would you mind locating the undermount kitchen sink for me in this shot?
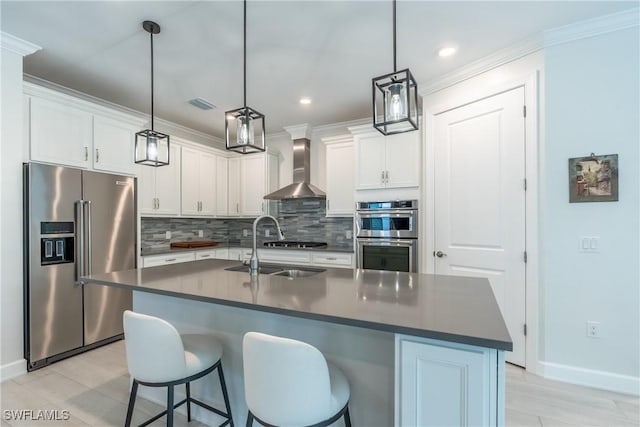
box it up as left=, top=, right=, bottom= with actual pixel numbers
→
left=272, top=268, right=326, bottom=278
left=224, top=264, right=325, bottom=277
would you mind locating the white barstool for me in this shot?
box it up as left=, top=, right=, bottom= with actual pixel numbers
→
left=242, top=332, right=351, bottom=427
left=123, top=310, right=234, bottom=427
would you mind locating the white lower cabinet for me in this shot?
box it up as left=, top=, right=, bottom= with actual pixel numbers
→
left=258, top=249, right=312, bottom=265
left=311, top=252, right=353, bottom=268
left=396, top=335, right=504, bottom=427
left=228, top=248, right=253, bottom=262
left=142, top=252, right=195, bottom=268
left=196, top=248, right=229, bottom=260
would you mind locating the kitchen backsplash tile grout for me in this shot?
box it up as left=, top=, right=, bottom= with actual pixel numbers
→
left=141, top=200, right=353, bottom=251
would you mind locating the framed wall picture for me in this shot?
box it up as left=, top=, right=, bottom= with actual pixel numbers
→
left=568, top=154, right=618, bottom=203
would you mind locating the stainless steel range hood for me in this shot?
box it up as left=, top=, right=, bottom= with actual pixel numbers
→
left=264, top=138, right=326, bottom=200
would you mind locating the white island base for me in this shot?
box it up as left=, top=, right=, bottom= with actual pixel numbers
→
left=133, top=292, right=504, bottom=427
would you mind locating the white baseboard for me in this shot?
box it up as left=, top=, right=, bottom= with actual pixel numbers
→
left=540, top=361, right=640, bottom=396
left=1, top=359, right=27, bottom=382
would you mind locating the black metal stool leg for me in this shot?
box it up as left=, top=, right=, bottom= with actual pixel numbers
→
left=245, top=411, right=254, bottom=427
left=186, top=382, right=192, bottom=421
left=344, top=407, right=352, bottom=427
left=166, top=385, right=174, bottom=426
left=218, top=364, right=234, bottom=426
left=125, top=380, right=139, bottom=427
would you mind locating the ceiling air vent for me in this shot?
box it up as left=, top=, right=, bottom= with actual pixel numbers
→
left=188, top=98, right=216, bottom=110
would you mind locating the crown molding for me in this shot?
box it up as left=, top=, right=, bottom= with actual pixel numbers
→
left=311, top=117, right=370, bottom=134
left=24, top=74, right=223, bottom=148
left=419, top=33, right=543, bottom=96
left=283, top=123, right=311, bottom=140
left=321, top=134, right=354, bottom=145
left=0, top=32, right=40, bottom=56
left=544, top=7, right=639, bottom=47
left=420, top=7, right=639, bottom=96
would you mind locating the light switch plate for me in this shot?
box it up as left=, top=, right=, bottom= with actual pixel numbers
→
left=579, top=236, right=600, bottom=253
left=165, top=231, right=171, bottom=240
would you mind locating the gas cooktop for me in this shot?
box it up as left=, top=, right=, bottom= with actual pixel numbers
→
left=263, top=241, right=328, bottom=249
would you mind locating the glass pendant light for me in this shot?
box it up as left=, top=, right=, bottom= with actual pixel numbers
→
left=225, top=0, right=266, bottom=154
left=372, top=0, right=419, bottom=135
left=135, top=20, right=170, bottom=167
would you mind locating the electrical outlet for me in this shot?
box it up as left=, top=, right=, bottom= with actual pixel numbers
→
left=243, top=229, right=249, bottom=237
left=198, top=230, right=203, bottom=238
left=346, top=230, right=352, bottom=239
left=265, top=229, right=270, bottom=237
left=165, top=231, right=171, bottom=240
left=586, top=321, right=600, bottom=338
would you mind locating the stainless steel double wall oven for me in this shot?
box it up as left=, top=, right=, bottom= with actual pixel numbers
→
left=356, top=200, right=418, bottom=272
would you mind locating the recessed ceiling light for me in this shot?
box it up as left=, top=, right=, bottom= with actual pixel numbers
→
left=437, top=47, right=457, bottom=57
left=299, top=97, right=312, bottom=105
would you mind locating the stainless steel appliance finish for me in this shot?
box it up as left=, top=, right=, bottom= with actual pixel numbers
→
left=263, top=138, right=326, bottom=200
left=357, top=238, right=418, bottom=273
left=24, top=163, right=135, bottom=370
left=355, top=200, right=418, bottom=273
left=355, top=200, right=418, bottom=239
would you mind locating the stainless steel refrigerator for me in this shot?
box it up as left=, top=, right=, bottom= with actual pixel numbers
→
left=23, top=163, right=135, bottom=370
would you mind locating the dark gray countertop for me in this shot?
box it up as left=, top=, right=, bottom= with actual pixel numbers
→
left=82, top=259, right=512, bottom=351
left=141, top=244, right=354, bottom=256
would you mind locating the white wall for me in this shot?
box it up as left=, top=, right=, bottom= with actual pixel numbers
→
left=542, top=26, right=639, bottom=380
left=0, top=38, right=33, bottom=380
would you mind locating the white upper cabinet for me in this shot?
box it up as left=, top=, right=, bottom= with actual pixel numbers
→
left=29, top=96, right=93, bottom=169
left=26, top=83, right=145, bottom=175
left=139, top=143, right=181, bottom=215
left=226, top=152, right=278, bottom=217
left=215, top=156, right=229, bottom=216
left=227, top=157, right=241, bottom=216
left=92, top=115, right=138, bottom=175
left=240, top=153, right=269, bottom=216
left=352, top=127, right=420, bottom=190
left=323, top=135, right=355, bottom=216
left=181, top=146, right=216, bottom=216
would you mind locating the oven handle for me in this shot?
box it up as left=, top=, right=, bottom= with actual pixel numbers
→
left=356, top=211, right=416, bottom=217
left=357, top=238, right=417, bottom=245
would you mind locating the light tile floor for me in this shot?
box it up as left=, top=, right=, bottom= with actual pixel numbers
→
left=1, top=341, right=638, bottom=426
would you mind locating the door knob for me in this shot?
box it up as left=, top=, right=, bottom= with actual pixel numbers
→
left=435, top=250, right=447, bottom=258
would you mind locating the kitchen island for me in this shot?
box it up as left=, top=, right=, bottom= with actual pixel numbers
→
left=83, top=259, right=511, bottom=426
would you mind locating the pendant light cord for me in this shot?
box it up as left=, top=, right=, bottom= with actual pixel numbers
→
left=243, top=0, right=247, bottom=108
left=150, top=30, right=155, bottom=131
left=392, top=0, right=397, bottom=73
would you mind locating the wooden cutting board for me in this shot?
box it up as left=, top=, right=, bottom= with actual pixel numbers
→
left=170, top=241, right=218, bottom=249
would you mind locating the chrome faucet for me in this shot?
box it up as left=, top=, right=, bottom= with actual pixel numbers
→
left=250, top=215, right=285, bottom=275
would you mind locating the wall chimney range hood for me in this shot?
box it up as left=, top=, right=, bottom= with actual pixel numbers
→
left=264, top=138, right=326, bottom=200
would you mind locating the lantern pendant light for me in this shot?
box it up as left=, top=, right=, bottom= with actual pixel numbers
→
left=135, top=20, right=170, bottom=167
left=225, top=0, right=266, bottom=154
left=372, top=0, right=419, bottom=135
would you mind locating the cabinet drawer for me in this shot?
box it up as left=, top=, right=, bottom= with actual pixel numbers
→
left=142, top=252, right=195, bottom=267
left=195, top=249, right=217, bottom=260
left=258, top=250, right=312, bottom=265
left=311, top=253, right=353, bottom=268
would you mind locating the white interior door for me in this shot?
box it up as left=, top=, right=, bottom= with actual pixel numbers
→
left=433, top=87, right=526, bottom=366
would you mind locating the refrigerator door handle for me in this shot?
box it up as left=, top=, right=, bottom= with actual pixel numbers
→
left=86, top=200, right=93, bottom=277
left=75, top=200, right=85, bottom=284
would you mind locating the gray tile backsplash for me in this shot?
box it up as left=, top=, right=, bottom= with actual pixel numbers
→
left=141, top=199, right=353, bottom=251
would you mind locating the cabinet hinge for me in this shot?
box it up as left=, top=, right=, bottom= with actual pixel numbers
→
left=524, top=324, right=527, bottom=336
left=523, top=105, right=527, bottom=117
left=523, top=251, right=528, bottom=263
left=523, top=179, right=527, bottom=191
